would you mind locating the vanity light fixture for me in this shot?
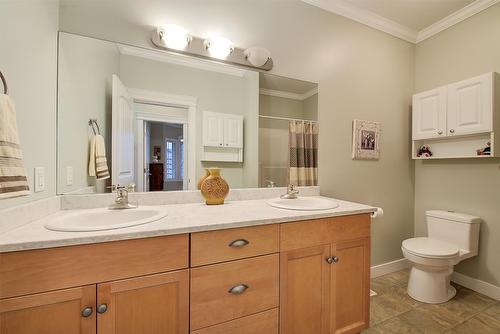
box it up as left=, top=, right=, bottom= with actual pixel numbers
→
left=204, top=36, right=234, bottom=59
left=244, top=47, right=271, bottom=67
left=157, top=24, right=192, bottom=50
left=151, top=25, right=273, bottom=70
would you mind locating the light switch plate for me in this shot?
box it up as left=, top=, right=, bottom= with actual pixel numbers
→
left=34, top=167, right=45, bottom=193
left=66, top=166, right=73, bottom=186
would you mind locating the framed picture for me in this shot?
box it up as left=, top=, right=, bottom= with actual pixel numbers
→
left=352, top=120, right=381, bottom=160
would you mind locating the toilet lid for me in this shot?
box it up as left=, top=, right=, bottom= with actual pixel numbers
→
left=402, top=237, right=459, bottom=258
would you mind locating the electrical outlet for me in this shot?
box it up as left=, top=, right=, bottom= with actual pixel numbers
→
left=66, top=166, right=73, bottom=186
left=34, top=167, right=45, bottom=193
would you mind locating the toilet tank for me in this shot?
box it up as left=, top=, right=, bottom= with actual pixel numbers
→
left=426, top=210, right=481, bottom=255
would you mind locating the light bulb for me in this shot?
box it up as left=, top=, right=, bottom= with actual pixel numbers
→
left=157, top=24, right=191, bottom=50
left=204, top=36, right=234, bottom=59
left=244, top=47, right=271, bottom=67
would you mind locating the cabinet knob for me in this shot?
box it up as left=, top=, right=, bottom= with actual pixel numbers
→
left=219, top=143, right=223, bottom=146
left=326, top=256, right=339, bottom=264
left=450, top=129, right=455, bottom=133
left=81, top=307, right=93, bottom=318
left=97, top=304, right=108, bottom=314
left=228, top=284, right=249, bottom=295
left=228, top=239, right=250, bottom=248
left=437, top=130, right=443, bottom=135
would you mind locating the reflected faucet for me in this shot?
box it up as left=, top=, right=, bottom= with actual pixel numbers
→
left=108, top=184, right=137, bottom=209
left=265, top=180, right=276, bottom=188
left=280, top=184, right=299, bottom=199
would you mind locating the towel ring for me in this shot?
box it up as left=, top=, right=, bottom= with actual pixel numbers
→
left=88, top=119, right=101, bottom=135
left=0, top=71, right=7, bottom=95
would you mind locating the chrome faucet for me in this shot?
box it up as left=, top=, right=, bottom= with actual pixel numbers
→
left=266, top=179, right=276, bottom=188
left=280, top=184, right=299, bottom=199
left=108, top=184, right=137, bottom=209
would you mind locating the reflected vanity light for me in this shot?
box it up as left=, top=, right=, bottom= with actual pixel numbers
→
left=204, top=36, right=234, bottom=59
left=157, top=24, right=192, bottom=50
left=151, top=24, right=273, bottom=70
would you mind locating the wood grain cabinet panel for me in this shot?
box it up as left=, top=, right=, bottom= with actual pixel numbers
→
left=190, top=254, right=279, bottom=330
left=331, top=238, right=370, bottom=334
left=0, top=285, right=96, bottom=334
left=280, top=245, right=331, bottom=334
left=191, top=224, right=279, bottom=266
left=0, top=234, right=189, bottom=299
left=191, top=308, right=279, bottom=334
left=97, top=270, right=189, bottom=334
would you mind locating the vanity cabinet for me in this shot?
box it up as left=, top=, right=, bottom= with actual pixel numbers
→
left=0, top=285, right=96, bottom=334
left=280, top=215, right=371, bottom=334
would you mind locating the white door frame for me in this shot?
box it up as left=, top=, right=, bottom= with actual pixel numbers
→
left=130, top=88, right=197, bottom=191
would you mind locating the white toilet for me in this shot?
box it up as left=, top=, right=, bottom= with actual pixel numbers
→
left=402, top=210, right=481, bottom=304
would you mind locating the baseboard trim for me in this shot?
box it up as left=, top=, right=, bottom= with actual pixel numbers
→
left=370, top=258, right=410, bottom=278
left=451, top=272, right=500, bottom=301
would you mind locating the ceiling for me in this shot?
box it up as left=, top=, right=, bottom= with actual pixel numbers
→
left=302, top=0, right=499, bottom=43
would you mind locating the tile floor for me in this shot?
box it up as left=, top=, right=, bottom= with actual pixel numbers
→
left=363, top=269, right=500, bottom=333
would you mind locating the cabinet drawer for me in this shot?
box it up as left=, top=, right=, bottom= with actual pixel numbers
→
left=280, top=214, right=370, bottom=251
left=191, top=224, right=279, bottom=266
left=190, top=254, right=279, bottom=330
left=191, top=308, right=278, bottom=334
left=0, top=235, right=189, bottom=299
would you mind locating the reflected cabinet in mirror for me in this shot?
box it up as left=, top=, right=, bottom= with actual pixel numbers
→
left=57, top=33, right=318, bottom=194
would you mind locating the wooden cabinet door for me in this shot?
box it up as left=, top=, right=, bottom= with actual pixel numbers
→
left=223, top=115, right=243, bottom=148
left=412, top=86, right=447, bottom=139
left=330, top=238, right=370, bottom=334
left=0, top=285, right=96, bottom=334
left=203, top=112, right=224, bottom=147
left=280, top=245, right=331, bottom=334
left=447, top=73, right=493, bottom=136
left=97, top=270, right=189, bottom=334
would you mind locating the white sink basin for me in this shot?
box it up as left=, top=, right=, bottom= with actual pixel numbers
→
left=45, top=206, right=168, bottom=232
left=266, top=196, right=339, bottom=211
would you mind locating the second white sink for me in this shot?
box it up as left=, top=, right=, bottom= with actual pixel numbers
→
left=266, top=196, right=339, bottom=211
left=45, top=206, right=168, bottom=232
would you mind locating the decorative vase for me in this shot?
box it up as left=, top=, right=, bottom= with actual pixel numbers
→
left=200, top=168, right=229, bottom=205
left=197, top=169, right=210, bottom=190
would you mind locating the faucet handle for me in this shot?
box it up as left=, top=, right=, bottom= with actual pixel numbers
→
left=126, top=183, right=135, bottom=193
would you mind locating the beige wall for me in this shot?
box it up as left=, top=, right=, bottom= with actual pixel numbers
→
left=414, top=4, right=500, bottom=286
left=0, top=0, right=59, bottom=209
left=60, top=0, right=416, bottom=265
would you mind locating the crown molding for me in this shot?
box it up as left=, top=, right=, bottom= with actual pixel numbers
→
left=118, top=45, right=248, bottom=77
left=260, top=87, right=318, bottom=101
left=416, top=0, right=500, bottom=43
left=301, top=0, right=418, bottom=43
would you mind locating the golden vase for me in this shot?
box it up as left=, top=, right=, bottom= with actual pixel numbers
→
left=200, top=168, right=229, bottom=205
left=197, top=169, right=210, bottom=190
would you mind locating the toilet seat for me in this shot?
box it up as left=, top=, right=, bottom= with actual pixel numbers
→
left=402, top=237, right=459, bottom=259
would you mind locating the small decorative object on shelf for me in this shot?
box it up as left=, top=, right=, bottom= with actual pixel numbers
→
left=476, top=142, right=491, bottom=156
left=200, top=167, right=229, bottom=205
left=417, top=145, right=433, bottom=158
left=197, top=168, right=210, bottom=190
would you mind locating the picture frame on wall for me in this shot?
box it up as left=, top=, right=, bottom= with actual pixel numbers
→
left=352, top=119, right=381, bottom=160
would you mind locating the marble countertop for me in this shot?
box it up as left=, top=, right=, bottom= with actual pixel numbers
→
left=0, top=196, right=376, bottom=253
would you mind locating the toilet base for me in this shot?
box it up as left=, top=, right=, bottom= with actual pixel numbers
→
left=407, top=264, right=456, bottom=304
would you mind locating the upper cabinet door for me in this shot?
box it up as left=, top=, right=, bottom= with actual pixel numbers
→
left=0, top=285, right=96, bottom=334
left=97, top=270, right=189, bottom=334
left=223, top=115, right=243, bottom=148
left=447, top=73, right=493, bottom=136
left=203, top=112, right=224, bottom=147
left=412, top=86, right=447, bottom=139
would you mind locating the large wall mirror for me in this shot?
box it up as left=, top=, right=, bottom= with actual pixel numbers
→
left=57, top=33, right=318, bottom=195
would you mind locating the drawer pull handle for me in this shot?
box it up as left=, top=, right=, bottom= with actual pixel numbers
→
left=326, top=256, right=339, bottom=264
left=81, top=307, right=93, bottom=318
left=228, top=239, right=250, bottom=248
left=228, top=284, right=249, bottom=295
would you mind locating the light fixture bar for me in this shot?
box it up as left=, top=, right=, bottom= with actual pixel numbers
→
left=151, top=30, right=273, bottom=71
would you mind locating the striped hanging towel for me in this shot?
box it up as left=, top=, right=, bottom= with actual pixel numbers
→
left=88, top=134, right=110, bottom=180
left=0, top=94, right=30, bottom=198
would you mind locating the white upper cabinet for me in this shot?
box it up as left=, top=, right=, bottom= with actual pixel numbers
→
left=223, top=114, right=243, bottom=148
left=412, top=86, right=447, bottom=140
left=203, top=111, right=224, bottom=147
left=447, top=73, right=493, bottom=136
